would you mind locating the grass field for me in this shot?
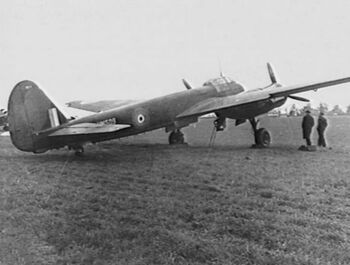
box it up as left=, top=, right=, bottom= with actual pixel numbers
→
left=0, top=116, right=350, bottom=265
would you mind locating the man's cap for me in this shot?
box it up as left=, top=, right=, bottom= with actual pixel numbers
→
left=306, top=110, right=311, bottom=113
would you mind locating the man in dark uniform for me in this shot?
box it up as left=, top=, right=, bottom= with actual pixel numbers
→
left=302, top=110, right=314, bottom=146
left=317, top=112, right=328, bottom=147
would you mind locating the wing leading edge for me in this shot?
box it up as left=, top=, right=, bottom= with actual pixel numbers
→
left=268, top=77, right=350, bottom=98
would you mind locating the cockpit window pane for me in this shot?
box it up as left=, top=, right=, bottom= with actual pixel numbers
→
left=203, top=76, right=244, bottom=95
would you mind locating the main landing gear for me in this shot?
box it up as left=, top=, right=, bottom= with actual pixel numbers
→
left=249, top=118, right=271, bottom=148
left=214, top=117, right=226, bottom=131
left=207, top=117, right=227, bottom=147
left=168, top=129, right=185, bottom=145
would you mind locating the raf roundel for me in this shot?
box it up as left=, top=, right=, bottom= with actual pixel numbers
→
left=137, top=114, right=145, bottom=124
left=133, top=108, right=149, bottom=127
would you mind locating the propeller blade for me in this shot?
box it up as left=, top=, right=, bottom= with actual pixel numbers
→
left=288, top=95, right=310, bottom=102
left=182, top=79, right=193, bottom=90
left=267, top=62, right=278, bottom=84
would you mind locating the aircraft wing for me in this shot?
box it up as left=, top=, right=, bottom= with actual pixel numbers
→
left=66, top=100, right=138, bottom=112
left=268, top=77, right=350, bottom=98
left=177, top=91, right=270, bottom=118
left=178, top=76, right=350, bottom=119
left=38, top=123, right=130, bottom=137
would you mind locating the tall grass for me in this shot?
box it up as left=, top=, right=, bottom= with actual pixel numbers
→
left=1, top=116, right=349, bottom=264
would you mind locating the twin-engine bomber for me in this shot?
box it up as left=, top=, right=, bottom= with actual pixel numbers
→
left=7, top=63, right=350, bottom=155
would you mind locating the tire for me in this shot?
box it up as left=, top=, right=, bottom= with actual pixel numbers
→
left=168, top=131, right=184, bottom=145
left=255, top=128, right=271, bottom=147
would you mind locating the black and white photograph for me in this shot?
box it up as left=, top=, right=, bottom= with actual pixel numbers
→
left=1, top=0, right=350, bottom=264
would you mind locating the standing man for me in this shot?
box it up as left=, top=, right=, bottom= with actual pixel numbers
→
left=302, top=110, right=314, bottom=146
left=317, top=112, right=328, bottom=147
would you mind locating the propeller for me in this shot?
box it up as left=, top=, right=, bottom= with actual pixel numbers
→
left=288, top=95, right=310, bottom=102
left=182, top=79, right=193, bottom=90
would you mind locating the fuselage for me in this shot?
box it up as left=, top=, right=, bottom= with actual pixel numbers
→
left=66, top=77, right=286, bottom=145
left=67, top=77, right=241, bottom=139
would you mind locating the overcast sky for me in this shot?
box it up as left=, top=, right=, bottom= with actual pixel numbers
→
left=1, top=0, right=350, bottom=113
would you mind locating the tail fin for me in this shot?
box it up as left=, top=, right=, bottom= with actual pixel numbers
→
left=8, top=80, right=68, bottom=153
left=267, top=62, right=278, bottom=84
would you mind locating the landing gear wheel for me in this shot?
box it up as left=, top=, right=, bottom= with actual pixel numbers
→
left=249, top=118, right=271, bottom=148
left=168, top=130, right=185, bottom=145
left=254, top=128, right=271, bottom=147
left=74, top=147, right=84, bottom=156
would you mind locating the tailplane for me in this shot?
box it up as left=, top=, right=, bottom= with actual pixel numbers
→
left=8, top=80, right=68, bottom=153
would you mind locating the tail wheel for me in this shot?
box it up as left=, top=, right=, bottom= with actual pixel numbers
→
left=255, top=128, right=271, bottom=147
left=74, top=147, right=84, bottom=156
left=168, top=130, right=185, bottom=145
left=69, top=145, right=84, bottom=156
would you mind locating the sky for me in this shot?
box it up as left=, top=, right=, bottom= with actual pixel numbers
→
left=1, top=0, right=350, bottom=114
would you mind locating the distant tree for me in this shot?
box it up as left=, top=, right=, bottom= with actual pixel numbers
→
left=268, top=108, right=281, bottom=117
left=330, top=105, right=345, bottom=115
left=301, top=103, right=313, bottom=114
left=288, top=104, right=298, bottom=116
left=347, top=105, right=350, bottom=115
left=318, top=103, right=328, bottom=114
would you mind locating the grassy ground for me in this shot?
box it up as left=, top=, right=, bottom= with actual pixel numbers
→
left=0, top=116, right=350, bottom=265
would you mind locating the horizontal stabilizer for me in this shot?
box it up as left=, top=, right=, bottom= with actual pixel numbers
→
left=46, top=123, right=130, bottom=137
left=66, top=100, right=138, bottom=112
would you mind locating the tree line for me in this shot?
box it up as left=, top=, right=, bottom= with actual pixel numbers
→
left=272, top=103, right=350, bottom=117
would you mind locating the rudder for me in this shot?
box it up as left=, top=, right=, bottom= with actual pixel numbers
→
left=8, top=80, right=67, bottom=153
